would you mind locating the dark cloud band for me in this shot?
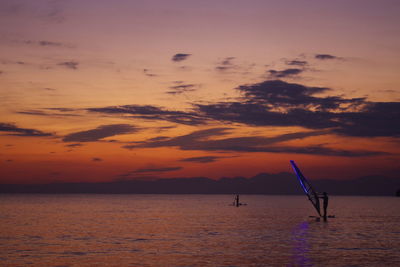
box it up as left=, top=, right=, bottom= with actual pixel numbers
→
left=124, top=127, right=385, bottom=157
left=63, top=124, right=138, bottom=142
left=88, top=105, right=206, bottom=126
left=0, top=122, right=53, bottom=137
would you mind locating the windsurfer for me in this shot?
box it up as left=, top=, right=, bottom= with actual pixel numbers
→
left=319, top=192, right=329, bottom=221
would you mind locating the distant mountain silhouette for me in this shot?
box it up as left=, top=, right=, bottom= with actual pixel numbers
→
left=1, top=172, right=399, bottom=195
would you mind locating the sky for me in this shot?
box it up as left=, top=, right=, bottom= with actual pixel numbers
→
left=1, top=0, right=399, bottom=184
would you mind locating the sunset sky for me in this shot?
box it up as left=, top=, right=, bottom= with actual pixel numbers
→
left=1, top=0, right=399, bottom=184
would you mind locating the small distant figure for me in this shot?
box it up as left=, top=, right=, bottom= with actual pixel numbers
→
left=234, top=194, right=240, bottom=207
left=319, top=192, right=329, bottom=221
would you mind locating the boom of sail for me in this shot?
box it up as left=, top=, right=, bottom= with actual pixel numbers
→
left=290, top=160, right=321, bottom=217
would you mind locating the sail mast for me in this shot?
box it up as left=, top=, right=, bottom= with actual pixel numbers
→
left=290, top=160, right=321, bottom=217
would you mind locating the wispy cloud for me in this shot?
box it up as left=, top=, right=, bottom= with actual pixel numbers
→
left=143, top=68, right=157, bottom=77
left=58, top=61, right=79, bottom=70
left=116, top=166, right=183, bottom=180
left=17, top=109, right=80, bottom=117
left=216, top=57, right=236, bottom=71
left=63, top=124, right=138, bottom=142
left=10, top=39, right=74, bottom=49
left=88, top=104, right=206, bottom=126
left=267, top=68, right=303, bottom=79
left=39, top=40, right=63, bottom=47
left=0, top=60, right=26, bottom=66
left=65, top=143, right=83, bottom=148
left=0, top=0, right=66, bottom=23
left=132, top=166, right=183, bottom=174
left=0, top=122, right=53, bottom=137
left=167, top=82, right=198, bottom=95
left=285, top=60, right=308, bottom=66
left=180, top=156, right=225, bottom=163
left=315, top=54, right=340, bottom=60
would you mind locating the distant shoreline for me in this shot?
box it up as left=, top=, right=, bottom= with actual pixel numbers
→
left=1, top=172, right=399, bottom=196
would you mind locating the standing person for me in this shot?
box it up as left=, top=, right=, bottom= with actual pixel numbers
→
left=235, top=194, right=240, bottom=207
left=319, top=192, right=329, bottom=221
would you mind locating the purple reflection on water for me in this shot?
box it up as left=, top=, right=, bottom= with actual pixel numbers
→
left=291, top=221, right=312, bottom=266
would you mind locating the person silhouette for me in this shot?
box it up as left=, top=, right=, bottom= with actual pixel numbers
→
left=319, top=192, right=329, bottom=221
left=235, top=194, right=240, bottom=207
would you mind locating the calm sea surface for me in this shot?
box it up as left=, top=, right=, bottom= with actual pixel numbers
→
left=1, top=195, right=399, bottom=266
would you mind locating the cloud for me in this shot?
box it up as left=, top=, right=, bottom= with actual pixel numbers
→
left=268, top=68, right=303, bottom=78
left=65, top=143, right=83, bottom=147
left=124, top=127, right=385, bottom=157
left=62, top=124, right=138, bottom=142
left=117, top=166, right=183, bottom=180
left=172, top=53, right=191, bottom=62
left=148, top=136, right=170, bottom=142
left=0, top=59, right=25, bottom=66
left=333, top=102, right=400, bottom=137
left=143, top=68, right=157, bottom=77
left=132, top=166, right=183, bottom=173
left=44, top=6, right=65, bottom=23
left=196, top=80, right=363, bottom=128
left=58, top=61, right=79, bottom=70
left=236, top=80, right=340, bottom=109
left=87, top=104, right=206, bottom=126
left=123, top=128, right=230, bottom=150
left=195, top=79, right=399, bottom=138
left=216, top=57, right=236, bottom=71
left=180, top=156, right=224, bottom=163
left=152, top=126, right=176, bottom=133
left=261, top=145, right=386, bottom=157
left=167, top=83, right=198, bottom=95
left=315, top=54, right=339, bottom=60
left=285, top=60, right=308, bottom=66
left=85, top=80, right=399, bottom=138
left=0, top=1, right=66, bottom=23
left=20, top=40, right=72, bottom=48
left=202, top=80, right=350, bottom=114
left=92, top=157, right=103, bottom=162
left=46, top=108, right=75, bottom=112
left=0, top=122, right=53, bottom=137
left=39, top=40, right=63, bottom=47
left=17, top=109, right=80, bottom=117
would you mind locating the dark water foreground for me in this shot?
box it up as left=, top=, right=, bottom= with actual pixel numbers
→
left=1, top=195, right=399, bottom=266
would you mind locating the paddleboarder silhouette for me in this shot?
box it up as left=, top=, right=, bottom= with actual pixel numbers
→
left=234, top=194, right=240, bottom=207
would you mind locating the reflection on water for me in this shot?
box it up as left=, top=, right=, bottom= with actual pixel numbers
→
left=0, top=195, right=399, bottom=266
left=292, top=221, right=311, bottom=267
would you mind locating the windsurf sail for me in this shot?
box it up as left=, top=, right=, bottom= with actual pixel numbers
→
left=290, top=160, right=321, bottom=217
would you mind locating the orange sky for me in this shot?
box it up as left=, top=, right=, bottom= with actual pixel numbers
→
left=1, top=0, right=399, bottom=184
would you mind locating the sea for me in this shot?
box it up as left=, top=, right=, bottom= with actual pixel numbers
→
left=1, top=195, right=399, bottom=266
